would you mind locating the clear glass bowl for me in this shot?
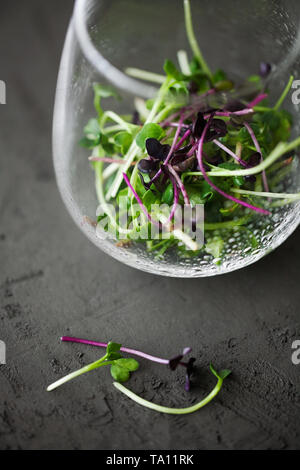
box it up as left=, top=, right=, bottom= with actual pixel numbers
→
left=53, top=0, right=300, bottom=278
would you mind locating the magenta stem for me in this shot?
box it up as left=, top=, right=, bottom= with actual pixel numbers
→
left=161, top=110, right=182, bottom=128
left=61, top=337, right=170, bottom=365
left=168, top=122, right=190, bottom=129
left=197, top=122, right=271, bottom=216
left=167, top=175, right=179, bottom=222
left=244, top=122, right=269, bottom=192
left=248, top=93, right=268, bottom=108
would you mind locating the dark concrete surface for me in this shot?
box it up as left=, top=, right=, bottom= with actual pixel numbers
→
left=0, top=0, right=300, bottom=451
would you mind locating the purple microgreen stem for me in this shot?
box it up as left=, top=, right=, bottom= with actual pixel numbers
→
left=167, top=175, right=180, bottom=222
left=123, top=173, right=161, bottom=227
left=167, top=164, right=191, bottom=205
left=89, top=157, right=135, bottom=165
left=248, top=93, right=268, bottom=108
left=213, top=139, right=248, bottom=167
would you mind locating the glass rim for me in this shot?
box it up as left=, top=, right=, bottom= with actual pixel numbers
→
left=73, top=0, right=158, bottom=98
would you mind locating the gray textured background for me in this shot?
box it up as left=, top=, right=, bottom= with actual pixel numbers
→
left=0, top=0, right=300, bottom=450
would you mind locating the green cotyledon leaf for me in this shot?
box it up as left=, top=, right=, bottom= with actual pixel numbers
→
left=110, top=358, right=139, bottom=383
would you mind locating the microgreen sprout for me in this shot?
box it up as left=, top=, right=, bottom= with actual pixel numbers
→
left=48, top=338, right=231, bottom=415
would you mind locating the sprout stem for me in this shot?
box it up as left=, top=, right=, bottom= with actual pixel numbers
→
left=113, top=373, right=225, bottom=415
left=61, top=337, right=170, bottom=365
left=184, top=137, right=300, bottom=178
left=213, top=139, right=247, bottom=167
left=231, top=188, right=300, bottom=200
left=197, top=121, right=271, bottom=215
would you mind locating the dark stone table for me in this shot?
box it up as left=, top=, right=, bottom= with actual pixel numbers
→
left=0, top=0, right=299, bottom=450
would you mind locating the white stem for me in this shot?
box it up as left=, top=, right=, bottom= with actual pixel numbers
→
left=113, top=377, right=223, bottom=415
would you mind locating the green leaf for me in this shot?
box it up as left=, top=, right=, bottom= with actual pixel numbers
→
left=114, top=131, right=133, bottom=155
left=117, top=188, right=131, bottom=209
left=189, top=57, right=201, bottom=75
left=185, top=185, right=206, bottom=206
left=218, top=163, right=244, bottom=187
left=109, top=352, right=123, bottom=361
left=101, top=135, right=115, bottom=155
left=106, top=342, right=122, bottom=359
left=214, top=80, right=234, bottom=92
left=165, top=83, right=189, bottom=107
left=210, top=364, right=219, bottom=379
left=162, top=184, right=174, bottom=205
left=136, top=123, right=165, bottom=150
left=210, top=364, right=231, bottom=381
left=199, top=181, right=215, bottom=200
left=164, top=59, right=184, bottom=81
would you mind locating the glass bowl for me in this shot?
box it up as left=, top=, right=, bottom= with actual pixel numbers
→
left=53, top=0, right=300, bottom=278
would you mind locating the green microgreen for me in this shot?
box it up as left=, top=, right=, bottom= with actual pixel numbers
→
left=113, top=364, right=231, bottom=415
